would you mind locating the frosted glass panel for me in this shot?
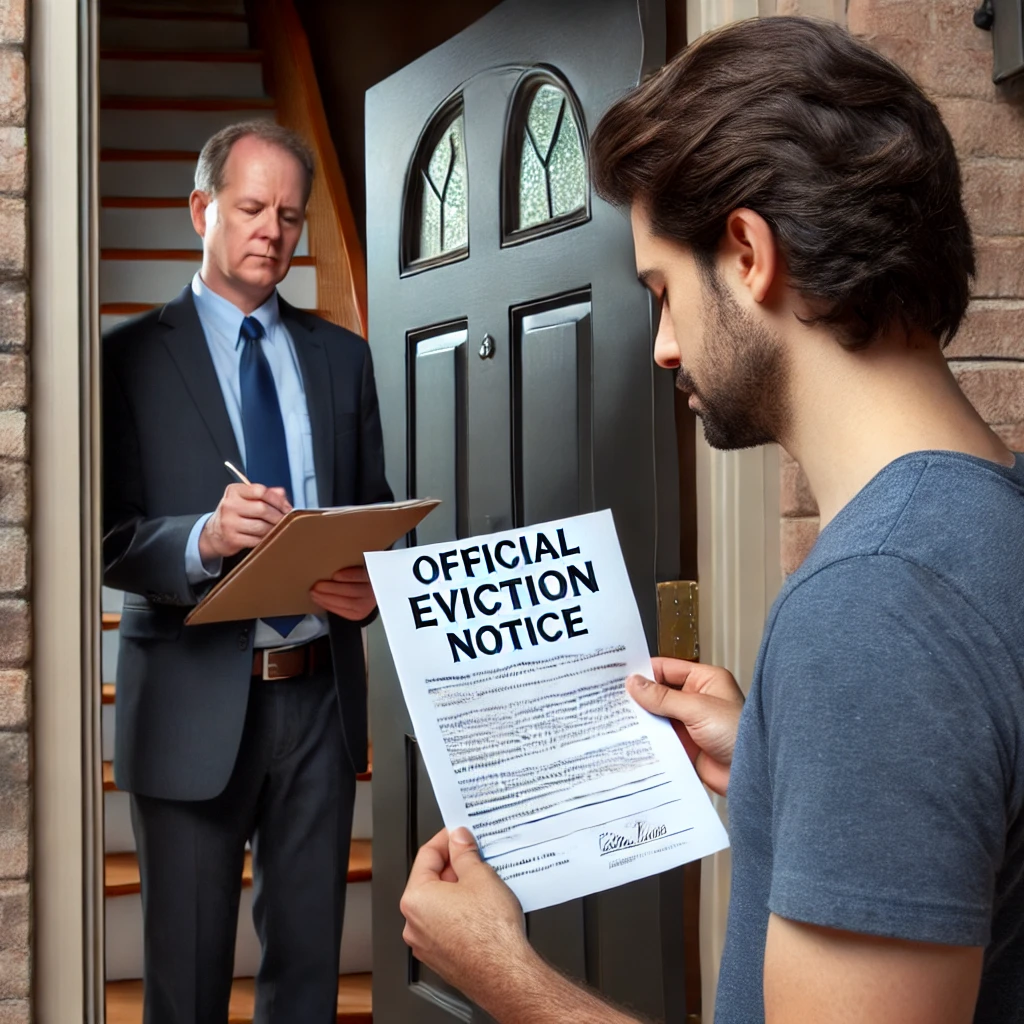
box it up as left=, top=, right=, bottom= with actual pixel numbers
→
left=548, top=105, right=587, bottom=218
left=418, top=114, right=468, bottom=261
left=519, top=141, right=548, bottom=230
left=518, top=84, right=586, bottom=231
left=528, top=84, right=564, bottom=158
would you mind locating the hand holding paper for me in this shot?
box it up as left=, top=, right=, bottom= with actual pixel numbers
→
left=310, top=565, right=378, bottom=621
left=627, top=658, right=745, bottom=797
left=401, top=827, right=530, bottom=999
left=399, top=670, right=746, bottom=1017
left=401, top=826, right=649, bottom=1023
left=365, top=509, right=729, bottom=916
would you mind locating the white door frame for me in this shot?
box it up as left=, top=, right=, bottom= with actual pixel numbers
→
left=31, top=0, right=105, bottom=1020
left=685, top=3, right=844, bottom=1017
left=696, top=438, right=781, bottom=1020
left=683, top=4, right=783, bottom=1019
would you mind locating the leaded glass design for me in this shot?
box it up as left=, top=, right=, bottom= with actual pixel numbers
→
left=518, top=84, right=586, bottom=231
left=418, top=114, right=468, bottom=261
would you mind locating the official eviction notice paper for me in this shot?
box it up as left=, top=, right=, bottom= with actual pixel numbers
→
left=364, top=509, right=729, bottom=914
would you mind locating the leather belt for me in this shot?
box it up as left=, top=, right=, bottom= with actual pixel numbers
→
left=251, top=635, right=332, bottom=681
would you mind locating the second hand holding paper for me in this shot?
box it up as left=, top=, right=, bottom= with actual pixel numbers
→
left=365, top=509, right=729, bottom=914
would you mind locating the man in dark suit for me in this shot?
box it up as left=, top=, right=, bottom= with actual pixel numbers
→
left=102, top=120, right=392, bottom=1024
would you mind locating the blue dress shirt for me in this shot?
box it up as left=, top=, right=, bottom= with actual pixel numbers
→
left=185, top=272, right=327, bottom=647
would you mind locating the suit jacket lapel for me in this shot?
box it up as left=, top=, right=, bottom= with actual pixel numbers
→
left=281, top=300, right=335, bottom=507
left=158, top=286, right=244, bottom=470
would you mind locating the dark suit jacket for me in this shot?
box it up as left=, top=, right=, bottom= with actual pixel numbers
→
left=102, top=285, right=393, bottom=801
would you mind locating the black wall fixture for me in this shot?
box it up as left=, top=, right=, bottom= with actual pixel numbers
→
left=976, top=0, right=1024, bottom=83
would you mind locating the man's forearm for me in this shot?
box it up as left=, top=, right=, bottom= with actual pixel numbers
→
left=103, top=513, right=206, bottom=605
left=472, top=946, right=642, bottom=1024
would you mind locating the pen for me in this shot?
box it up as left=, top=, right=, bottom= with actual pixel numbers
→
left=225, top=462, right=293, bottom=514
left=224, top=461, right=252, bottom=486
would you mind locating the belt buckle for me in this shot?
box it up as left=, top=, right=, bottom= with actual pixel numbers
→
left=261, top=644, right=297, bottom=682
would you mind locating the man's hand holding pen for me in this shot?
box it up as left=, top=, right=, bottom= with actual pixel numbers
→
left=199, top=459, right=292, bottom=561
left=201, top=459, right=378, bottom=621
left=198, top=482, right=292, bottom=561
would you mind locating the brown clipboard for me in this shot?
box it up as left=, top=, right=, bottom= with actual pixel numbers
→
left=185, top=498, right=440, bottom=626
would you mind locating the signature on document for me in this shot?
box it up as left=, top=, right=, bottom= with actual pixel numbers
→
left=598, top=820, right=669, bottom=854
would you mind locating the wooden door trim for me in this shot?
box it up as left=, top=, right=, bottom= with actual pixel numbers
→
left=31, top=0, right=105, bottom=1020
left=253, top=0, right=368, bottom=334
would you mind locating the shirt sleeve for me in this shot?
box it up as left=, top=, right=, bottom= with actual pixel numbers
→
left=184, top=513, right=222, bottom=586
left=761, top=554, right=1013, bottom=947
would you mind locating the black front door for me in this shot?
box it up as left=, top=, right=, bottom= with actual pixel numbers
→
left=365, top=1, right=687, bottom=1020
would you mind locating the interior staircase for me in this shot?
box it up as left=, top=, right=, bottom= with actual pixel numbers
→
left=98, top=4, right=373, bottom=1020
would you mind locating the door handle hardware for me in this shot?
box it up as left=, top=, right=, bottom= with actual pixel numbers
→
left=479, top=334, right=495, bottom=359
left=657, top=580, right=699, bottom=661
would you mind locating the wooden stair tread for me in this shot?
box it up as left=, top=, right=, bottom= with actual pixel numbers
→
left=102, top=48, right=263, bottom=63
left=101, top=95, right=275, bottom=111
left=101, top=302, right=158, bottom=315
left=101, top=248, right=314, bottom=265
left=102, top=683, right=116, bottom=705
left=102, top=196, right=190, bottom=208
left=100, top=7, right=249, bottom=23
left=105, top=973, right=372, bottom=1024
left=102, top=752, right=373, bottom=785
left=105, top=840, right=372, bottom=897
left=102, top=148, right=200, bottom=161
left=102, top=611, right=121, bottom=630
left=101, top=303, right=329, bottom=318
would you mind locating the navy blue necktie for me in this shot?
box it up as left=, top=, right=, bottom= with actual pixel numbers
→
left=239, top=315, right=303, bottom=639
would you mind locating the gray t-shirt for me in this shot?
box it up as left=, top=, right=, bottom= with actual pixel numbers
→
left=718, top=451, right=1024, bottom=1024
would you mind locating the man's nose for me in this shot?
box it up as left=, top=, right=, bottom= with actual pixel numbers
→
left=653, top=310, right=680, bottom=369
left=258, top=211, right=282, bottom=241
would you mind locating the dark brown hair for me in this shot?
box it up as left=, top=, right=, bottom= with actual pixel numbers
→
left=195, top=121, right=315, bottom=202
left=590, top=17, right=974, bottom=348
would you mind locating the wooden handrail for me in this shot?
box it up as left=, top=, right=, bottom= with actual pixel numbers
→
left=253, top=0, right=367, bottom=336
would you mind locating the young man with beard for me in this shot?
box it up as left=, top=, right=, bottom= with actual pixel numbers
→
left=397, top=17, right=1024, bottom=1024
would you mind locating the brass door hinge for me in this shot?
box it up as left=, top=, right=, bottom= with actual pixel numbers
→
left=656, top=580, right=699, bottom=661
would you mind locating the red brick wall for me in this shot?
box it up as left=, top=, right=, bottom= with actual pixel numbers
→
left=781, top=0, right=1024, bottom=574
left=0, top=0, right=29, bottom=1018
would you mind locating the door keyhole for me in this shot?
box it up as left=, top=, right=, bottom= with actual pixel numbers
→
left=479, top=334, right=495, bottom=359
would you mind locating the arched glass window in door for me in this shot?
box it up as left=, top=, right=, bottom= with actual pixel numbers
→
left=503, top=72, right=589, bottom=245
left=403, top=101, right=469, bottom=273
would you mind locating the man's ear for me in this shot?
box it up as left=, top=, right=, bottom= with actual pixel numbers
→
left=189, top=190, right=213, bottom=240
left=719, top=208, right=778, bottom=305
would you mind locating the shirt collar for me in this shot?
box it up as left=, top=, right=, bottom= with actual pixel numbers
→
left=191, top=272, right=282, bottom=350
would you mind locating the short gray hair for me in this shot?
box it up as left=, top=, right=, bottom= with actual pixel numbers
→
left=194, top=121, right=315, bottom=200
